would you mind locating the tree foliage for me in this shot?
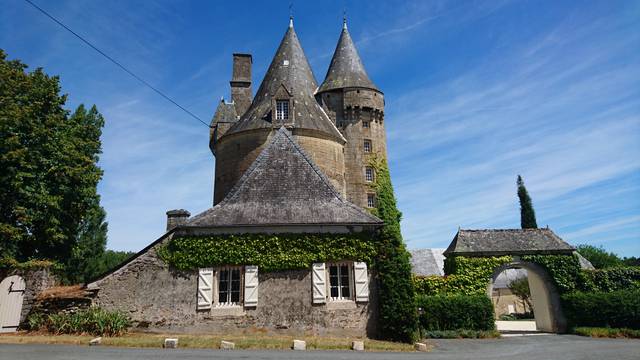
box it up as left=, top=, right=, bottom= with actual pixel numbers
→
left=0, top=49, right=110, bottom=281
left=508, top=276, right=532, bottom=310
left=517, top=175, right=538, bottom=229
left=370, top=157, right=418, bottom=342
left=576, top=244, right=623, bottom=269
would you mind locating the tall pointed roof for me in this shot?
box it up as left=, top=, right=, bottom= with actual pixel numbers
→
left=188, top=127, right=381, bottom=227
left=225, top=22, right=344, bottom=142
left=318, top=21, right=379, bottom=93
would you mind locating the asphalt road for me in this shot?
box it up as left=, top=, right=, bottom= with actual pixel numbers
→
left=0, top=335, right=638, bottom=360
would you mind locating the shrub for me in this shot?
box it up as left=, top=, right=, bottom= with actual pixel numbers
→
left=580, top=267, right=640, bottom=292
left=561, top=289, right=640, bottom=329
left=30, top=307, right=130, bottom=336
left=416, top=294, right=495, bottom=331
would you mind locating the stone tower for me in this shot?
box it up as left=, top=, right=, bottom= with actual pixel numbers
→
left=316, top=19, right=386, bottom=209
left=210, top=19, right=347, bottom=205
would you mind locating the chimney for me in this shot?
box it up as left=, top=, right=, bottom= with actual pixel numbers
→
left=166, top=209, right=190, bottom=231
left=230, top=53, right=252, bottom=117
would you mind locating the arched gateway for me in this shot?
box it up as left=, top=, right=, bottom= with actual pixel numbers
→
left=444, top=228, right=581, bottom=333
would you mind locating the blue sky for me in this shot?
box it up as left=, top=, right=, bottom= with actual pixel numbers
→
left=2, top=0, right=639, bottom=256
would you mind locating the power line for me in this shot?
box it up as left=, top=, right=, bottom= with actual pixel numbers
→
left=23, top=0, right=211, bottom=128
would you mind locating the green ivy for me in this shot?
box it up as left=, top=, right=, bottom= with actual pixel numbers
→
left=369, top=157, right=418, bottom=343
left=158, top=233, right=377, bottom=272
left=415, top=256, right=512, bottom=296
left=520, top=254, right=585, bottom=293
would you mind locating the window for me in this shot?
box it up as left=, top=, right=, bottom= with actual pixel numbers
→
left=362, top=121, right=369, bottom=128
left=367, top=193, right=376, bottom=208
left=328, top=263, right=352, bottom=300
left=363, top=139, right=372, bottom=153
left=365, top=167, right=374, bottom=182
left=218, top=266, right=242, bottom=305
left=276, top=100, right=289, bottom=120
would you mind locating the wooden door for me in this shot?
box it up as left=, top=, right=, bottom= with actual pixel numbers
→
left=0, top=275, right=26, bottom=333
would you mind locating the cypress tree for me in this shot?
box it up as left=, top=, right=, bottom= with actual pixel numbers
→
left=517, top=175, right=538, bottom=229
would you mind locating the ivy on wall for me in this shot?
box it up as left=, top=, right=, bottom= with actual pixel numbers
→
left=158, top=233, right=377, bottom=272
left=415, top=253, right=640, bottom=297
left=369, top=156, right=419, bottom=343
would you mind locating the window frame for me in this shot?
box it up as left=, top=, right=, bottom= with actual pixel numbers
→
left=362, top=121, right=369, bottom=128
left=215, top=265, right=243, bottom=307
left=363, top=139, right=372, bottom=153
left=275, top=99, right=289, bottom=121
left=327, top=262, right=354, bottom=302
left=365, top=167, right=374, bottom=182
left=367, top=193, right=376, bottom=208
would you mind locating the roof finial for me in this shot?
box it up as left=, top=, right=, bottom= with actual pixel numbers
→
left=343, top=8, right=347, bottom=30
left=289, top=2, right=294, bottom=28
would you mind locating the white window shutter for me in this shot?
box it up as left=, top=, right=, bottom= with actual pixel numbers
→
left=354, top=262, right=369, bottom=302
left=244, top=265, right=259, bottom=307
left=197, top=268, right=213, bottom=310
left=312, top=262, right=326, bottom=304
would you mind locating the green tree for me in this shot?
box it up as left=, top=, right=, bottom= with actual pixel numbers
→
left=508, top=276, right=532, bottom=310
left=370, top=157, right=418, bottom=342
left=517, top=175, right=538, bottom=229
left=0, top=50, right=104, bottom=265
left=576, top=244, right=623, bottom=269
left=65, top=200, right=108, bottom=283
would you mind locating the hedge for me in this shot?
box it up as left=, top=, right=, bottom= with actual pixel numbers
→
left=27, top=307, right=131, bottom=336
left=561, top=289, right=640, bottom=329
left=416, top=294, right=495, bottom=331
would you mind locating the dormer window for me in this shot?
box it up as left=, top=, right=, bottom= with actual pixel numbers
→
left=276, top=100, right=289, bottom=120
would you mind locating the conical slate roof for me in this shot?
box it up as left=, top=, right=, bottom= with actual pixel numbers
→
left=188, top=127, right=382, bottom=227
left=318, top=21, right=379, bottom=93
left=225, top=21, right=344, bottom=142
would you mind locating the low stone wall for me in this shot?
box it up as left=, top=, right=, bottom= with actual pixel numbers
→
left=0, top=267, right=56, bottom=324
left=90, top=238, right=378, bottom=337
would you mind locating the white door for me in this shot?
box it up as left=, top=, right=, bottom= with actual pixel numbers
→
left=0, top=275, right=26, bottom=333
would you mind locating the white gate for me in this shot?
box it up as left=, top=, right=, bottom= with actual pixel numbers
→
left=0, top=275, right=26, bottom=333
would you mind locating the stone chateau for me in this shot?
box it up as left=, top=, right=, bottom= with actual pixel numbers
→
left=87, top=18, right=389, bottom=335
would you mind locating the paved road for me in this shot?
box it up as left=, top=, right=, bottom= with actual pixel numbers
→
left=0, top=335, right=638, bottom=360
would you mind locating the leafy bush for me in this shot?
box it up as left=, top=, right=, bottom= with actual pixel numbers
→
left=580, top=267, right=640, bottom=292
left=561, top=289, right=640, bottom=329
left=28, top=307, right=130, bottom=336
left=576, top=244, right=623, bottom=269
left=416, top=294, right=495, bottom=331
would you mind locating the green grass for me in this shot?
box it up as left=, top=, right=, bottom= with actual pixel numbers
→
left=0, top=332, right=417, bottom=351
left=421, top=329, right=501, bottom=339
left=572, top=327, right=640, bottom=339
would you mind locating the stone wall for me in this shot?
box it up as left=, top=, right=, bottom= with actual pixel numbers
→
left=90, top=235, right=378, bottom=337
left=213, top=128, right=347, bottom=204
left=0, top=267, right=56, bottom=324
left=318, top=88, right=387, bottom=209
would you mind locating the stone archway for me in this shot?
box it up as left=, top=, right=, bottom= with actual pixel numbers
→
left=487, top=260, right=566, bottom=333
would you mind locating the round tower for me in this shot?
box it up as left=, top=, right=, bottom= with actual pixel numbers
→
left=316, top=19, right=386, bottom=210
left=213, top=19, right=347, bottom=205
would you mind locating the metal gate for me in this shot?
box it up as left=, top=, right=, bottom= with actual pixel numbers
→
left=0, top=275, right=26, bottom=333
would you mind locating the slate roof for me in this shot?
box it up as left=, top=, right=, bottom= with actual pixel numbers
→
left=410, top=249, right=445, bottom=276
left=225, top=22, right=344, bottom=142
left=444, top=229, right=575, bottom=256
left=188, top=127, right=382, bottom=227
left=210, top=98, right=238, bottom=126
left=317, top=21, right=379, bottom=94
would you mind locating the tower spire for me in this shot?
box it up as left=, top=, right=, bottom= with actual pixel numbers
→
left=343, top=8, right=347, bottom=29
left=289, top=2, right=294, bottom=28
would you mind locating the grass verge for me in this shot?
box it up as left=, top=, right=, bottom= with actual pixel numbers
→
left=0, top=332, right=416, bottom=351
left=572, top=327, right=640, bottom=339
left=421, top=329, right=501, bottom=339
